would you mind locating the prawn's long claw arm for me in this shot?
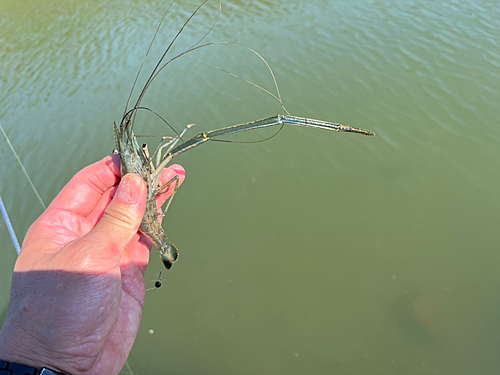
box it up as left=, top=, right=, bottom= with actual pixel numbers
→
left=166, top=115, right=375, bottom=160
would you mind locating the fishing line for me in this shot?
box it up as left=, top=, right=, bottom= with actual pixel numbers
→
left=0, top=194, right=21, bottom=254
left=0, top=121, right=47, bottom=254
left=0, top=122, right=46, bottom=210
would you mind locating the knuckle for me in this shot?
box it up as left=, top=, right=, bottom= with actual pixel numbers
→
left=103, top=203, right=139, bottom=230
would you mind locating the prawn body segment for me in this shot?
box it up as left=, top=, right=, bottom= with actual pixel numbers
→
left=114, top=113, right=181, bottom=269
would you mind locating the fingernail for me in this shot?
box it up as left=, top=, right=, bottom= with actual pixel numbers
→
left=116, top=174, right=143, bottom=204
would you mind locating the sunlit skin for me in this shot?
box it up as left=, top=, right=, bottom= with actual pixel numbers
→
left=0, top=155, right=185, bottom=375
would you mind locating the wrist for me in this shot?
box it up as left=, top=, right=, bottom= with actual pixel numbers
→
left=0, top=271, right=81, bottom=375
left=0, top=345, right=65, bottom=374
left=0, top=325, right=68, bottom=375
left=0, top=360, right=68, bottom=374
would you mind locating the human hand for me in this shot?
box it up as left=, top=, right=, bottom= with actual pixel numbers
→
left=0, top=155, right=185, bottom=375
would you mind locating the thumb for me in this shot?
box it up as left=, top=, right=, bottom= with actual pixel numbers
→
left=86, top=173, right=147, bottom=263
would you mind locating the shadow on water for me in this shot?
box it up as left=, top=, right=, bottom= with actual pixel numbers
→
left=391, top=292, right=445, bottom=346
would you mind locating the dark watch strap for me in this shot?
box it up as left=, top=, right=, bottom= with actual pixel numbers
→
left=0, top=361, right=67, bottom=375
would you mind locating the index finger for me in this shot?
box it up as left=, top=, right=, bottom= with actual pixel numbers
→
left=48, top=155, right=121, bottom=217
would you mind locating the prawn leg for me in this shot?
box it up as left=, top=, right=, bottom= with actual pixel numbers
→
left=157, top=174, right=180, bottom=217
left=151, top=123, right=196, bottom=181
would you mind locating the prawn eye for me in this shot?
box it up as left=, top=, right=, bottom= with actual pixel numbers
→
left=155, top=281, right=162, bottom=288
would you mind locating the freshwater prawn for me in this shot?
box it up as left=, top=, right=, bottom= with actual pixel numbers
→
left=114, top=0, right=375, bottom=271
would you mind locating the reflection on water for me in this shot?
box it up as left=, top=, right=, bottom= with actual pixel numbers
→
left=1, top=0, right=500, bottom=374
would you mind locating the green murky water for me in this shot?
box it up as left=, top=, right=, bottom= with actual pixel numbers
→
left=1, top=0, right=500, bottom=373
